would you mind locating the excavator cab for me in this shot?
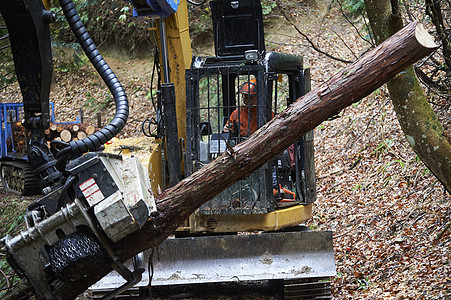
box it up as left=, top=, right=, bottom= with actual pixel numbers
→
left=179, top=0, right=315, bottom=233
left=184, top=53, right=317, bottom=232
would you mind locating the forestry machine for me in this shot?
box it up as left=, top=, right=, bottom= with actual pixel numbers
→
left=0, top=0, right=335, bottom=299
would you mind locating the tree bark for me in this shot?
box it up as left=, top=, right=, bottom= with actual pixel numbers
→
left=3, top=21, right=438, bottom=300
left=364, top=0, right=451, bottom=193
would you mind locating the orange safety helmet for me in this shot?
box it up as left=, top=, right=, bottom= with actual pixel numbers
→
left=239, top=79, right=257, bottom=96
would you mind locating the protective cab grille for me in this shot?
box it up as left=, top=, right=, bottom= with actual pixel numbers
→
left=185, top=53, right=316, bottom=216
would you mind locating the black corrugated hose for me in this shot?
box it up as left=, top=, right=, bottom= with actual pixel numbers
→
left=55, top=0, right=129, bottom=165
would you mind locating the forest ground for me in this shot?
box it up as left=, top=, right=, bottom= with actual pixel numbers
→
left=0, top=0, right=450, bottom=299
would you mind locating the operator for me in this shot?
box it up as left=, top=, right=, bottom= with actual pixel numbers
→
left=223, top=79, right=260, bottom=137
left=222, top=79, right=296, bottom=204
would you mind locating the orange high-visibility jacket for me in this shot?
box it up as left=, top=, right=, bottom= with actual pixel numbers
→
left=226, top=107, right=275, bottom=137
left=226, top=106, right=258, bottom=137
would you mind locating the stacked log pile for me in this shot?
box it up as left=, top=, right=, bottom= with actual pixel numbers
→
left=6, top=121, right=28, bottom=155
left=45, top=123, right=97, bottom=142
left=7, top=122, right=99, bottom=153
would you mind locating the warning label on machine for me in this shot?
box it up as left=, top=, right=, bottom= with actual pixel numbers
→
left=79, top=178, right=105, bottom=206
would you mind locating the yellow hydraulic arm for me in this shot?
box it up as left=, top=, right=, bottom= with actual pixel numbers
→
left=42, top=0, right=50, bottom=9
left=148, top=0, right=192, bottom=195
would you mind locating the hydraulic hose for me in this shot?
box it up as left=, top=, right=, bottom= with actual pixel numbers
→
left=58, top=0, right=129, bottom=158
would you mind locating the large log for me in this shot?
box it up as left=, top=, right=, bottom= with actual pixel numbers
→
left=4, top=21, right=437, bottom=299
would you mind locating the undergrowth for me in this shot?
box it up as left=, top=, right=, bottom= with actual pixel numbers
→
left=0, top=196, right=30, bottom=297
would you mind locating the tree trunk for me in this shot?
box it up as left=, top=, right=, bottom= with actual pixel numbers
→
left=3, top=21, right=438, bottom=300
left=364, top=0, right=451, bottom=193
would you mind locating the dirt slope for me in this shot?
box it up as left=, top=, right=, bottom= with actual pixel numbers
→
left=274, top=3, right=450, bottom=299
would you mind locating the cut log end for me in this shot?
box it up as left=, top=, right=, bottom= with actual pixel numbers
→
left=77, top=131, right=87, bottom=140
left=60, top=130, right=72, bottom=142
left=85, top=125, right=95, bottom=135
left=415, top=23, right=439, bottom=49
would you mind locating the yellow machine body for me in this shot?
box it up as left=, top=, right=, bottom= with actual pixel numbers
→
left=146, top=0, right=315, bottom=234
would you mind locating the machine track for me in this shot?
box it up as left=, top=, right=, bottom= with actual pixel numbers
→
left=90, top=278, right=333, bottom=299
left=284, top=277, right=332, bottom=299
left=0, top=160, right=40, bottom=195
